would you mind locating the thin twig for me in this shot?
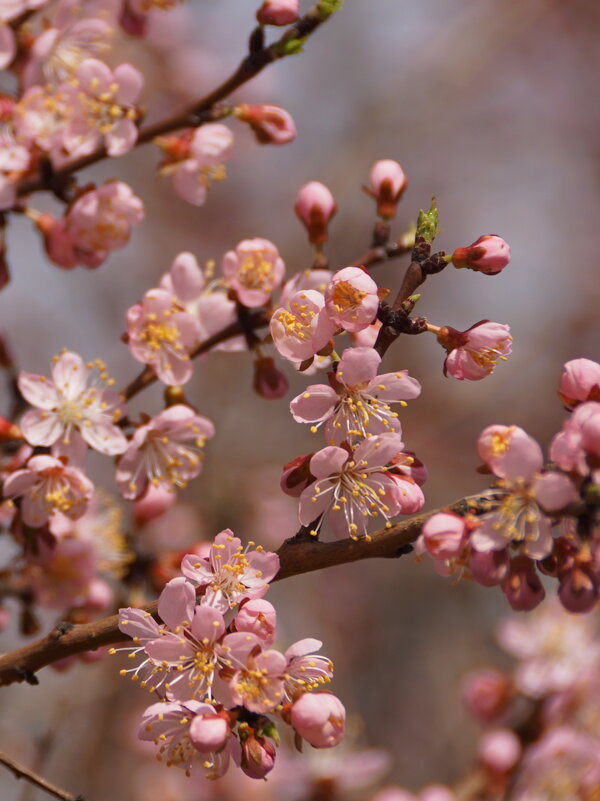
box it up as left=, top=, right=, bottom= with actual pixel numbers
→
left=0, top=492, right=488, bottom=687
left=0, top=750, right=82, bottom=801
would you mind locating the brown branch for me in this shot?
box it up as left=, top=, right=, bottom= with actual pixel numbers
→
left=0, top=492, right=487, bottom=687
left=351, top=237, right=413, bottom=269
left=0, top=750, right=83, bottom=801
left=17, top=3, right=339, bottom=198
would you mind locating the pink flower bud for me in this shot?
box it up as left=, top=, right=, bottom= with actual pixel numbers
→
left=501, top=557, right=545, bottom=611
left=559, top=358, right=600, bottom=408
left=294, top=181, right=337, bottom=244
left=558, top=567, right=598, bottom=613
left=366, top=159, right=408, bottom=219
left=290, top=692, right=345, bottom=748
left=189, top=714, right=229, bottom=753
left=235, top=599, right=277, bottom=645
left=237, top=103, right=297, bottom=145
left=241, top=733, right=276, bottom=779
left=478, top=728, right=521, bottom=773
left=134, top=484, right=176, bottom=526
left=461, top=669, right=511, bottom=723
left=421, top=513, right=468, bottom=560
left=254, top=357, right=289, bottom=400
left=451, top=235, right=511, bottom=275
left=468, top=548, right=510, bottom=587
left=256, top=0, right=299, bottom=25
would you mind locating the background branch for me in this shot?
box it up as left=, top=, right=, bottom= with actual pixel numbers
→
left=0, top=492, right=487, bottom=687
left=0, top=751, right=82, bottom=801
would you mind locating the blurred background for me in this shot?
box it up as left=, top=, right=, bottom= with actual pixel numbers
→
left=1, top=0, right=600, bottom=798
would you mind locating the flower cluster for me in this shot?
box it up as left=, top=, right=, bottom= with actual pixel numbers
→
left=417, top=357, right=600, bottom=613
left=116, top=529, right=344, bottom=781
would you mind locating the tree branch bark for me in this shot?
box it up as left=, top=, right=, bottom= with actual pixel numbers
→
left=0, top=492, right=488, bottom=687
left=0, top=750, right=83, bottom=801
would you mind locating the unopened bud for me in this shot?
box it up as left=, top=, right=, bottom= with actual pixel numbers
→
left=241, top=733, right=276, bottom=779
left=462, top=669, right=511, bottom=723
left=294, top=181, right=337, bottom=244
left=290, top=692, right=345, bottom=748
left=257, top=0, right=299, bottom=25
left=451, top=235, right=510, bottom=275
left=501, top=557, right=545, bottom=611
left=236, top=103, right=297, bottom=145
left=365, top=159, right=407, bottom=219
left=254, top=356, right=289, bottom=399
left=189, top=714, right=229, bottom=753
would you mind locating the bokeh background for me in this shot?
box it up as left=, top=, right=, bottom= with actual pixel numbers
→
left=1, top=0, right=600, bottom=798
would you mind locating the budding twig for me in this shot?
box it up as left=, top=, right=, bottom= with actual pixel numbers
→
left=0, top=492, right=488, bottom=687
left=0, top=750, right=83, bottom=801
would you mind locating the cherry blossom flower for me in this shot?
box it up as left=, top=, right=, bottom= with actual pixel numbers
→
left=126, top=288, right=201, bottom=385
left=290, top=346, right=421, bottom=444
left=558, top=358, right=600, bottom=408
left=550, top=401, right=600, bottom=476
left=116, top=405, right=214, bottom=499
left=438, top=321, right=512, bottom=381
left=4, top=454, right=94, bottom=528
left=257, top=0, right=299, bottom=25
left=451, top=235, right=511, bottom=275
left=298, top=432, right=424, bottom=539
left=365, top=159, right=407, bottom=219
left=294, top=181, right=336, bottom=244
left=283, top=638, right=333, bottom=700
left=61, top=58, right=143, bottom=157
left=222, top=238, right=285, bottom=308
left=139, top=699, right=240, bottom=780
left=290, top=692, right=345, bottom=748
left=28, top=537, right=97, bottom=609
left=270, top=289, right=336, bottom=363
left=18, top=350, right=127, bottom=458
left=229, top=644, right=287, bottom=713
left=180, top=529, right=279, bottom=612
left=39, top=181, right=144, bottom=269
left=324, top=266, right=379, bottom=334
left=472, top=425, right=577, bottom=559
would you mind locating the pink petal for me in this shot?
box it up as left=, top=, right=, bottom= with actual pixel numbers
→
left=51, top=351, right=87, bottom=400
left=18, top=372, right=58, bottom=409
left=114, top=62, right=143, bottom=105
left=80, top=419, right=128, bottom=456
left=336, top=347, right=381, bottom=387
left=367, top=370, right=421, bottom=401
left=533, top=472, right=577, bottom=512
left=172, top=160, right=208, bottom=207
left=290, top=385, right=337, bottom=423
left=105, top=118, right=138, bottom=157
left=169, top=252, right=205, bottom=303
left=190, top=605, right=225, bottom=642
left=118, top=607, right=161, bottom=641
left=20, top=410, right=62, bottom=446
left=158, top=576, right=196, bottom=629
left=310, top=446, right=348, bottom=479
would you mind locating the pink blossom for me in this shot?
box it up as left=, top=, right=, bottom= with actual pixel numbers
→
left=324, top=266, right=379, bottom=334
left=4, top=454, right=93, bottom=528
left=439, top=321, right=512, bottom=381
left=162, top=124, right=234, bottom=206
left=366, top=159, right=407, bottom=219
left=222, top=237, right=285, bottom=308
left=280, top=267, right=331, bottom=307
left=290, top=692, right=345, bottom=748
left=126, top=288, right=200, bottom=385
left=229, top=647, right=287, bottom=713
left=30, top=538, right=97, bottom=609
left=134, top=484, right=176, bottom=525
left=271, top=290, right=336, bottom=363
left=420, top=512, right=469, bottom=561
left=559, top=358, right=600, bottom=408
left=284, top=638, right=333, bottom=700
left=257, top=0, right=299, bottom=26
left=473, top=425, right=577, bottom=559
left=235, top=599, right=277, bottom=646
left=468, top=548, right=510, bottom=587
left=116, top=405, right=214, bottom=500
left=294, top=181, right=337, bottom=244
left=550, top=401, right=600, bottom=475
left=180, top=529, right=279, bottom=612
left=461, top=669, right=511, bottom=723
left=189, top=713, right=229, bottom=753
left=298, top=433, right=424, bottom=539
left=61, top=58, right=143, bottom=158
left=479, top=728, right=521, bottom=773
left=139, top=699, right=240, bottom=780
left=40, top=181, right=144, bottom=269
left=18, top=350, right=126, bottom=458
left=451, top=235, right=511, bottom=275
left=290, top=347, right=420, bottom=444
left=237, top=103, right=297, bottom=145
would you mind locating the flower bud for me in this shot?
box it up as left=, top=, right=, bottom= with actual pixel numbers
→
left=256, top=0, right=299, bottom=25
left=366, top=159, right=407, bottom=219
left=241, top=733, right=276, bottom=779
left=254, top=356, right=289, bottom=400
left=290, top=692, right=345, bottom=748
left=451, top=235, right=510, bottom=275
left=461, top=669, right=511, bottom=723
left=235, top=599, right=277, bottom=645
left=237, top=103, right=297, bottom=145
left=559, top=358, right=600, bottom=408
left=478, top=728, right=521, bottom=774
left=294, top=181, right=337, bottom=244
left=501, top=557, right=545, bottom=611
left=421, top=512, right=467, bottom=560
left=134, top=484, right=176, bottom=526
left=558, top=567, right=598, bottom=613
left=189, top=714, right=229, bottom=753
